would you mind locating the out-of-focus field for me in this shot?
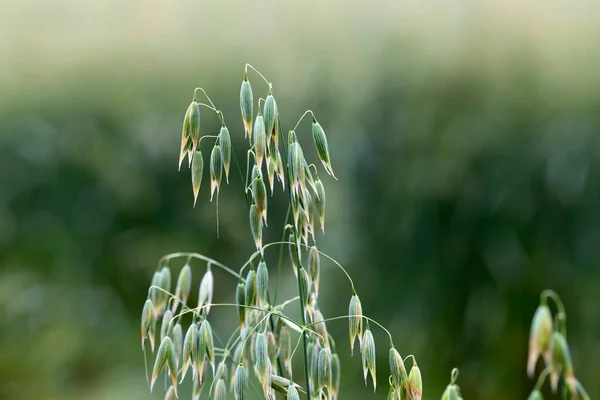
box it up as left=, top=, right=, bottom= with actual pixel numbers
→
left=1, top=1, right=599, bottom=399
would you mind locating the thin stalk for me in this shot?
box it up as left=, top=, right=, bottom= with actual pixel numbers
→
left=298, top=242, right=355, bottom=292
left=245, top=63, right=270, bottom=86
left=158, top=253, right=240, bottom=280
left=292, top=110, right=315, bottom=132
left=542, top=290, right=567, bottom=337
left=305, top=314, right=394, bottom=348
left=534, top=367, right=550, bottom=391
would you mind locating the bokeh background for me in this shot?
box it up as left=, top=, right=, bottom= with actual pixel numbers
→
left=1, top=1, right=599, bottom=399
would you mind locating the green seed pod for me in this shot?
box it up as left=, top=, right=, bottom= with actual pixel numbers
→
left=150, top=271, right=162, bottom=310
left=349, top=294, right=363, bottom=354
left=165, top=385, right=177, bottom=400
left=240, top=72, right=253, bottom=139
left=263, top=88, right=278, bottom=141
left=549, top=331, right=575, bottom=393
left=179, top=131, right=191, bottom=171
left=389, top=347, right=407, bottom=387
left=141, top=299, right=156, bottom=351
left=527, top=304, right=553, bottom=377
left=179, top=101, right=200, bottom=170
left=198, top=265, right=214, bottom=314
left=266, top=331, right=278, bottom=371
left=308, top=246, right=320, bottom=295
left=255, top=333, right=269, bottom=383
left=279, top=327, right=292, bottom=377
left=275, top=150, right=285, bottom=190
left=273, top=114, right=281, bottom=152
left=298, top=266, right=310, bottom=309
left=307, top=341, right=318, bottom=393
left=191, top=149, right=204, bottom=207
left=160, top=310, right=173, bottom=341
left=245, top=268, right=257, bottom=307
left=200, top=320, right=216, bottom=374
left=312, top=117, right=335, bottom=178
left=288, top=142, right=306, bottom=197
left=181, top=323, right=197, bottom=382
left=288, top=233, right=298, bottom=276
left=267, top=152, right=276, bottom=195
left=234, top=364, right=248, bottom=400
left=172, top=323, right=183, bottom=366
left=407, top=363, right=422, bottom=400
left=219, top=125, right=231, bottom=183
left=194, top=323, right=206, bottom=381
left=361, top=329, right=377, bottom=391
left=213, top=378, right=227, bottom=400
left=312, top=309, right=329, bottom=347
left=189, top=101, right=201, bottom=149
left=286, top=384, right=300, bottom=400
left=151, top=336, right=178, bottom=394
left=256, top=260, right=269, bottom=306
left=253, top=111, right=267, bottom=169
left=317, top=347, right=332, bottom=393
left=215, top=361, right=228, bottom=385
left=527, top=390, right=543, bottom=400
left=236, top=281, right=246, bottom=328
left=172, top=263, right=192, bottom=314
left=153, top=266, right=171, bottom=315
left=249, top=204, right=262, bottom=253
left=331, top=353, right=341, bottom=398
left=314, top=179, right=326, bottom=232
left=254, top=175, right=268, bottom=225
left=210, top=144, right=223, bottom=201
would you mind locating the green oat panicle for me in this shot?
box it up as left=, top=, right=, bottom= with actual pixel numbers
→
left=256, top=259, right=269, bottom=306
left=249, top=204, right=262, bottom=253
left=286, top=383, right=300, bottom=400
left=141, top=299, right=156, bottom=351
left=527, top=304, right=553, bottom=377
left=272, top=113, right=282, bottom=152
left=549, top=331, right=576, bottom=393
left=308, top=246, right=320, bottom=295
left=349, top=294, right=363, bottom=354
left=172, top=323, right=183, bottom=367
left=181, top=323, right=198, bottom=382
left=179, top=100, right=200, bottom=170
left=160, top=310, right=173, bottom=342
left=198, top=264, right=214, bottom=314
left=254, top=111, right=267, bottom=169
left=245, top=268, right=257, bottom=308
left=199, top=319, right=216, bottom=375
left=236, top=280, right=246, bottom=328
left=191, top=149, right=204, bottom=207
left=151, top=336, right=178, bottom=395
left=407, top=362, right=422, bottom=400
left=234, top=363, right=248, bottom=400
left=219, top=124, right=232, bottom=183
left=240, top=72, right=253, bottom=139
left=298, top=266, right=310, bottom=309
left=361, top=328, right=377, bottom=392
left=389, top=347, right=407, bottom=388
left=210, top=144, right=223, bottom=201
left=267, top=149, right=276, bottom=195
left=255, top=332, right=270, bottom=384
left=264, top=86, right=278, bottom=141
left=254, top=174, right=268, bottom=225
left=314, top=178, right=326, bottom=232
left=317, top=347, right=333, bottom=395
left=172, top=263, right=192, bottom=314
left=312, top=116, right=335, bottom=178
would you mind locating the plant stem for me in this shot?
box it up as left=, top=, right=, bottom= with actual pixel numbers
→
left=541, top=289, right=567, bottom=337
left=245, top=63, right=270, bottom=86
left=292, top=110, right=315, bottom=132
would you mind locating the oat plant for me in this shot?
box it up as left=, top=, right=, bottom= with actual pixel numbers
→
left=526, top=290, right=590, bottom=400
left=140, top=64, right=425, bottom=400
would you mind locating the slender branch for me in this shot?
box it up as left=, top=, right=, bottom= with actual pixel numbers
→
left=245, top=64, right=270, bottom=86
left=158, top=253, right=241, bottom=279
left=298, top=243, right=355, bottom=292
left=542, top=289, right=567, bottom=337
left=576, top=379, right=591, bottom=400
left=194, top=87, right=217, bottom=109
left=534, top=366, right=550, bottom=391
left=305, top=314, right=394, bottom=347
left=292, top=110, right=315, bottom=132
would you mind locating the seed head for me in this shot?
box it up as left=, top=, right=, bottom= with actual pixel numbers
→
left=308, top=246, right=320, bottom=295
left=264, top=88, right=278, bottom=140
left=312, top=309, right=329, bottom=348
left=275, top=150, right=285, bottom=191
left=240, top=73, right=253, bottom=139
left=314, top=179, right=326, bottom=232
left=179, top=100, right=200, bottom=170
left=181, top=323, right=197, bottom=382
left=193, top=375, right=202, bottom=400
left=389, top=347, right=407, bottom=388
left=254, top=175, right=268, bottom=225
left=298, top=266, right=310, bottom=309
left=200, top=320, right=216, bottom=374
left=249, top=205, right=263, bottom=253
left=255, top=333, right=270, bottom=383
left=219, top=124, right=232, bottom=183
left=172, top=323, right=183, bottom=366
left=160, top=310, right=173, bottom=342
left=257, top=259, right=269, bottom=306
left=549, top=331, right=575, bottom=393
left=527, top=304, right=553, bottom=377
left=152, top=266, right=171, bottom=315
left=527, top=390, right=543, bottom=400
left=267, top=151, right=276, bottom=195
left=210, top=144, right=223, bottom=201
left=213, top=378, right=226, bottom=400
left=245, top=268, right=257, bottom=308
left=191, top=149, right=204, bottom=207
left=266, top=331, right=278, bottom=370
left=288, top=233, right=299, bottom=276
left=272, top=113, right=282, bottom=151
left=141, top=299, right=156, bottom=351
left=279, top=327, right=292, bottom=377
left=165, top=385, right=177, bottom=400
left=236, top=281, right=246, bottom=328
left=254, top=112, right=267, bottom=169
left=289, top=141, right=306, bottom=197
left=286, top=384, right=300, bottom=400
left=312, top=116, right=335, bottom=178
left=349, top=294, right=363, bottom=354
left=151, top=336, right=178, bottom=395
left=234, top=364, right=248, bottom=400
left=317, top=347, right=332, bottom=394
left=407, top=362, right=422, bottom=400
left=331, top=352, right=341, bottom=399
left=198, top=265, right=214, bottom=314
left=361, top=329, right=377, bottom=391
left=172, top=263, right=192, bottom=314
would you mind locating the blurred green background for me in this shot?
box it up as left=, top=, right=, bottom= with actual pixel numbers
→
left=1, top=1, right=599, bottom=399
